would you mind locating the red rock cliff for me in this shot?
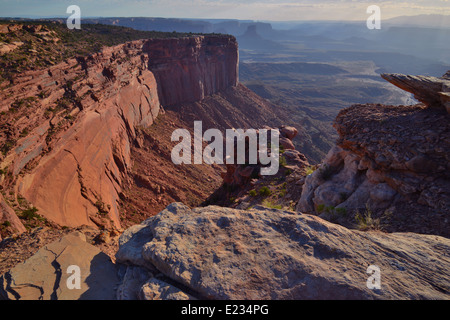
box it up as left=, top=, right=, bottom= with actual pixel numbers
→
left=0, top=35, right=240, bottom=232
left=1, top=41, right=160, bottom=230
left=143, top=35, right=239, bottom=106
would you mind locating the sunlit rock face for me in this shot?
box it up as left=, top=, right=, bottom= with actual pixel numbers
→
left=143, top=35, right=239, bottom=106
left=1, top=35, right=239, bottom=230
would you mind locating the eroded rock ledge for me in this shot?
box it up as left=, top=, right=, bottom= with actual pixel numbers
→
left=297, top=103, right=449, bottom=237
left=381, top=70, right=450, bottom=114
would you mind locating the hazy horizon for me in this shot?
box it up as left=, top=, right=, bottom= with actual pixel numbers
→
left=1, top=13, right=450, bottom=23
left=1, top=0, right=450, bottom=22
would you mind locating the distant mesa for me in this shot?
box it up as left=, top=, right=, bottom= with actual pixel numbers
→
left=237, top=25, right=285, bottom=51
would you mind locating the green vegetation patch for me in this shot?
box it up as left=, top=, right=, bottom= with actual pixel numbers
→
left=0, top=20, right=201, bottom=84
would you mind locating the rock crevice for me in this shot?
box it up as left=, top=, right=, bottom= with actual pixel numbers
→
left=113, top=203, right=450, bottom=300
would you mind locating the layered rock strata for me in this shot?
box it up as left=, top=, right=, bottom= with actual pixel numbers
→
left=0, top=35, right=239, bottom=231
left=297, top=103, right=449, bottom=236
left=143, top=36, right=239, bottom=106
left=1, top=41, right=161, bottom=230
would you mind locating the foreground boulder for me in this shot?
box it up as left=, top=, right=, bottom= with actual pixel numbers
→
left=116, top=203, right=450, bottom=300
left=0, top=232, right=119, bottom=300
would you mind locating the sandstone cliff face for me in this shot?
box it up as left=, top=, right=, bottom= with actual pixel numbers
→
left=0, top=35, right=240, bottom=232
left=1, top=41, right=161, bottom=230
left=143, top=35, right=239, bottom=106
left=297, top=103, right=450, bottom=237
left=0, top=193, right=27, bottom=241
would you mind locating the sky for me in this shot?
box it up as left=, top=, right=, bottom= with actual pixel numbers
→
left=1, top=0, right=450, bottom=21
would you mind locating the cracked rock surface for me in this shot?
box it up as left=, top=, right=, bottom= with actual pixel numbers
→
left=0, top=232, right=119, bottom=300
left=115, top=203, right=450, bottom=300
left=297, top=103, right=450, bottom=237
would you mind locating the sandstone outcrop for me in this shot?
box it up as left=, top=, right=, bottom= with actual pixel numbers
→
left=0, top=232, right=119, bottom=300
left=297, top=103, right=450, bottom=237
left=115, top=203, right=450, bottom=300
left=381, top=71, right=450, bottom=114
left=220, top=125, right=302, bottom=187
left=1, top=41, right=161, bottom=230
left=0, top=35, right=239, bottom=232
left=144, top=36, right=239, bottom=106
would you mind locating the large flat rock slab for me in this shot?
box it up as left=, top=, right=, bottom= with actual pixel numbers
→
left=116, top=203, right=450, bottom=300
left=0, top=232, right=119, bottom=300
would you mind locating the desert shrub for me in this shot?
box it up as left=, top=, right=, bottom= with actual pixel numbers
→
left=262, top=199, right=282, bottom=210
left=278, top=183, right=287, bottom=197
left=316, top=204, right=347, bottom=218
left=305, top=165, right=316, bottom=176
left=279, top=155, right=287, bottom=167
left=19, top=207, right=45, bottom=221
left=258, top=186, right=272, bottom=197
left=316, top=203, right=326, bottom=213
left=1, top=138, right=17, bottom=156
left=37, top=90, right=49, bottom=99
left=355, top=205, right=381, bottom=231
left=19, top=128, right=29, bottom=137
left=2, top=221, right=11, bottom=227
left=335, top=207, right=347, bottom=216
left=94, top=200, right=109, bottom=215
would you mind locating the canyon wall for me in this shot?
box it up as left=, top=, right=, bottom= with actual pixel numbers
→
left=143, top=36, right=239, bottom=106
left=0, top=35, right=239, bottom=231
left=2, top=41, right=161, bottom=230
